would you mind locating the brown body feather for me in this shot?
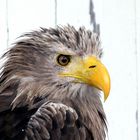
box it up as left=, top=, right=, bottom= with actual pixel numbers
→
left=0, top=26, right=107, bottom=140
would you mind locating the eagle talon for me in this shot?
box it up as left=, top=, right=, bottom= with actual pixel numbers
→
left=26, top=101, right=78, bottom=139
left=46, top=102, right=78, bottom=122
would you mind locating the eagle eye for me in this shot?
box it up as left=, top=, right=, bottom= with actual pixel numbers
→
left=57, top=54, right=71, bottom=66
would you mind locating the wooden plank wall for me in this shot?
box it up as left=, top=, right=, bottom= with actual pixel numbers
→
left=0, top=0, right=140, bottom=139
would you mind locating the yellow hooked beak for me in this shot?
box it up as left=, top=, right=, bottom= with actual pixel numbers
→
left=59, top=56, right=110, bottom=101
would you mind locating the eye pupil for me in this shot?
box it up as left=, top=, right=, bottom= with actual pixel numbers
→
left=61, top=57, right=67, bottom=63
left=57, top=55, right=70, bottom=66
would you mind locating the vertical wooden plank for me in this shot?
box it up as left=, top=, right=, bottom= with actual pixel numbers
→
left=137, top=0, right=140, bottom=138
left=101, top=0, right=137, bottom=139
left=0, top=0, right=8, bottom=56
left=8, top=0, right=55, bottom=45
left=57, top=0, right=92, bottom=29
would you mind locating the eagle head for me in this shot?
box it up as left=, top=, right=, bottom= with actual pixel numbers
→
left=0, top=25, right=110, bottom=108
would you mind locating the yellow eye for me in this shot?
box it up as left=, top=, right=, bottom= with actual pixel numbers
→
left=57, top=54, right=71, bottom=66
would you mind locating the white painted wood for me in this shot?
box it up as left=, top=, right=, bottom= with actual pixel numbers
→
left=8, top=0, right=55, bottom=45
left=57, top=0, right=92, bottom=29
left=101, top=0, right=138, bottom=139
left=137, top=0, right=140, bottom=138
left=0, top=0, right=8, bottom=56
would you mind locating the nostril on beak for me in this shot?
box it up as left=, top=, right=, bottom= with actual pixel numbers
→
left=89, top=65, right=96, bottom=68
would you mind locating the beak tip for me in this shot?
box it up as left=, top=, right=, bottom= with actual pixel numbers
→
left=104, top=94, right=108, bottom=102
left=103, top=87, right=110, bottom=102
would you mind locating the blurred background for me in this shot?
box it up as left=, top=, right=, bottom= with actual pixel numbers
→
left=0, top=0, right=140, bottom=139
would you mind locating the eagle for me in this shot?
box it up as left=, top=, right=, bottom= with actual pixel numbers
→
left=0, top=25, right=110, bottom=140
